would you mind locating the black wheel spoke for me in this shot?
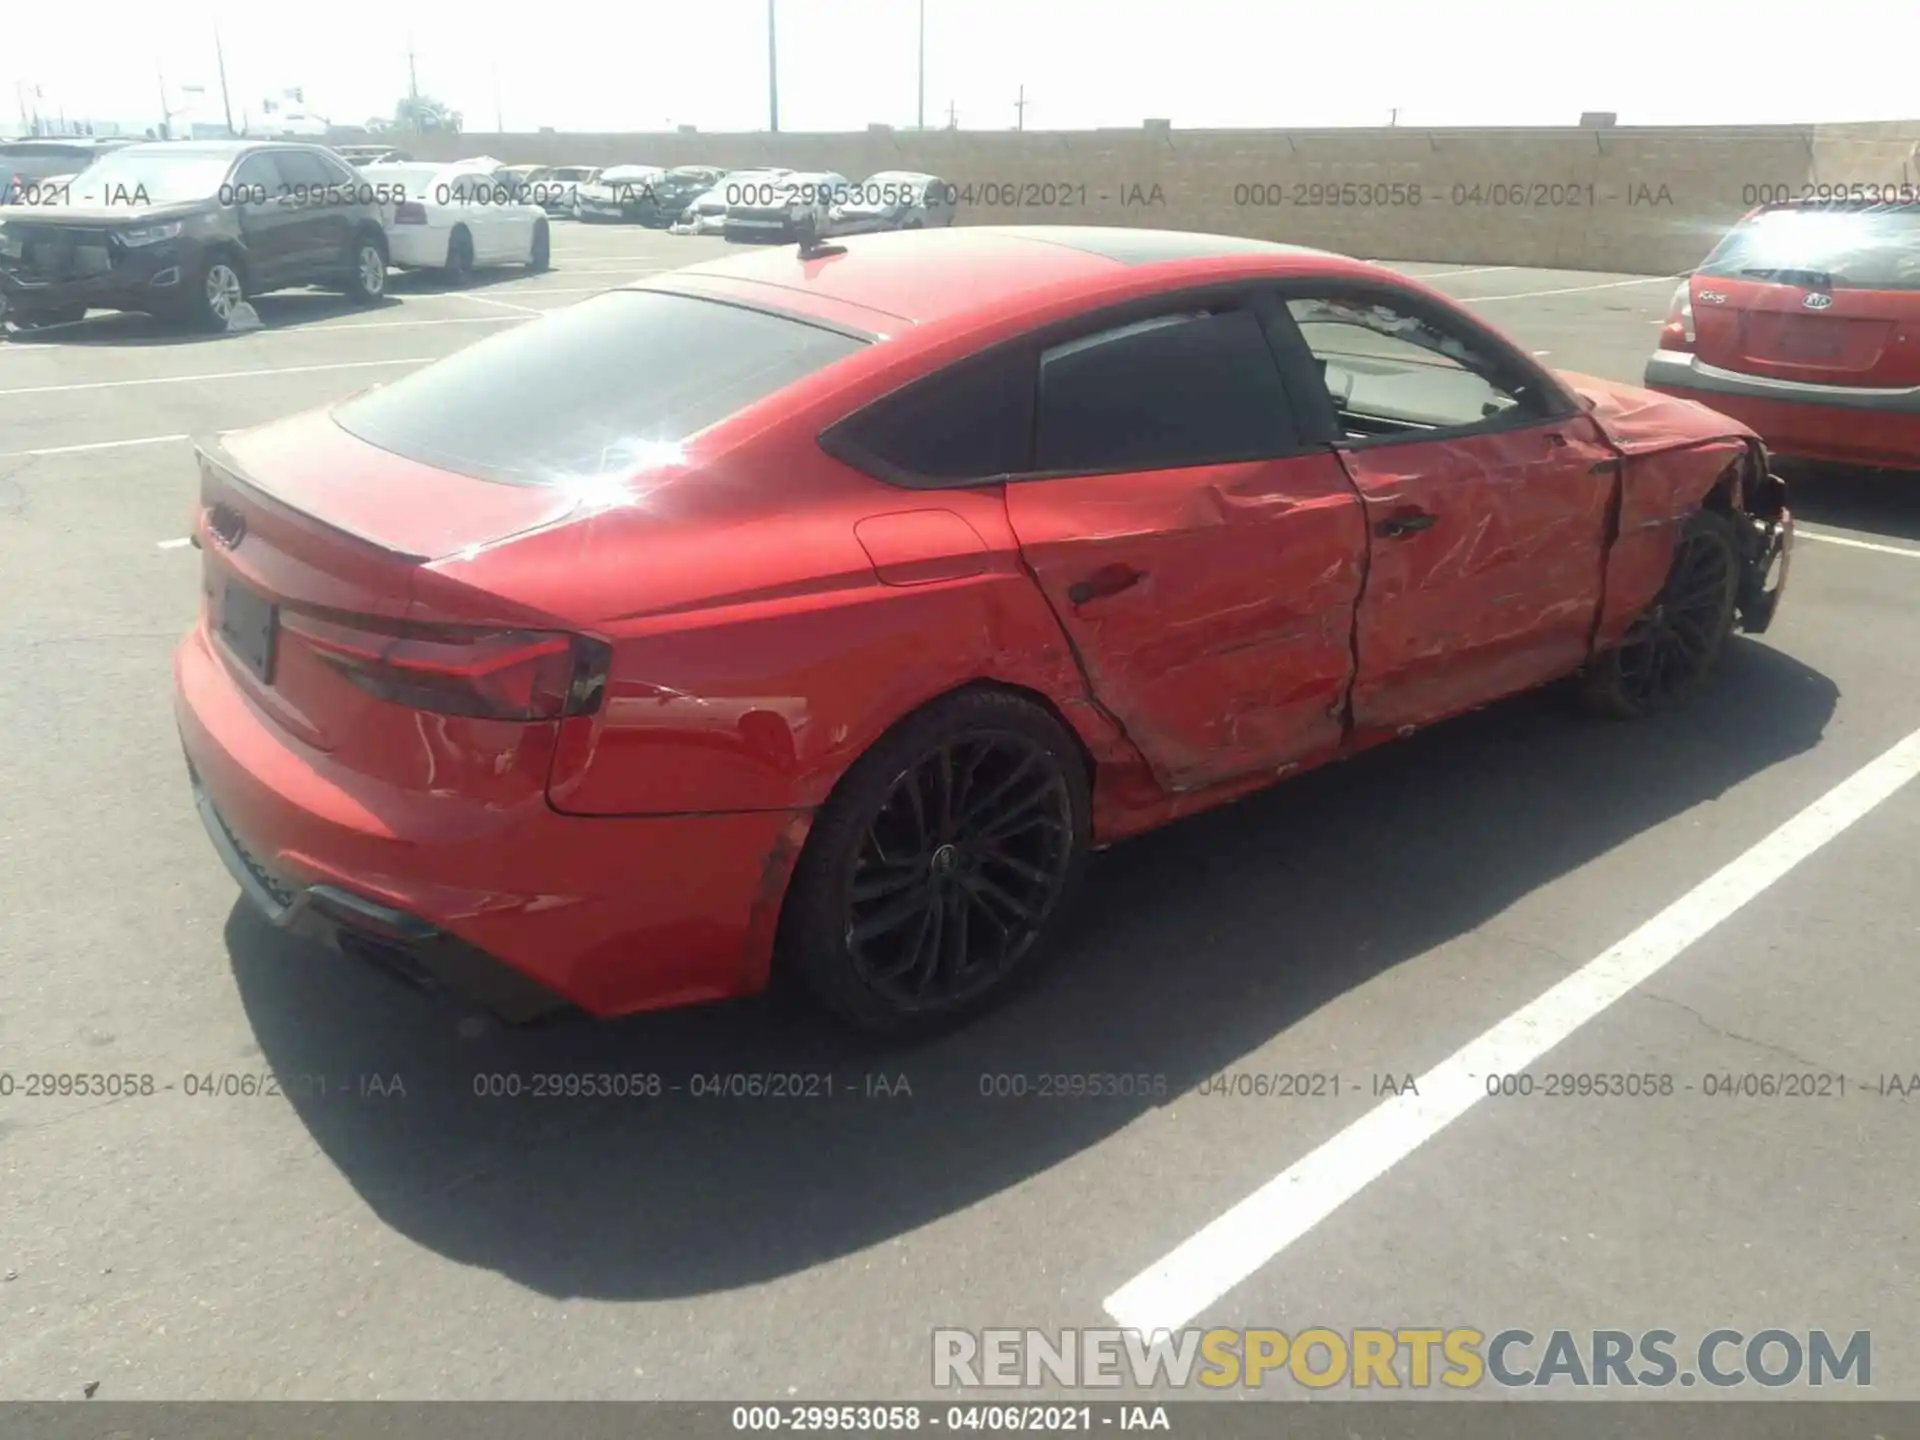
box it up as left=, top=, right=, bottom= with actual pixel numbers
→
left=957, top=752, right=1040, bottom=828
left=851, top=889, right=934, bottom=948
left=850, top=860, right=923, bottom=904
left=975, top=782, right=1068, bottom=845
left=962, top=872, right=1042, bottom=927
left=840, top=726, right=1075, bottom=1013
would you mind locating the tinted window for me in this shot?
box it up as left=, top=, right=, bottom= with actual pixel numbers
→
left=0, top=146, right=97, bottom=183
left=273, top=150, right=334, bottom=187
left=829, top=352, right=1031, bottom=483
left=230, top=153, right=282, bottom=197
left=332, top=291, right=869, bottom=488
left=1034, top=308, right=1298, bottom=473
left=1699, top=205, right=1920, bottom=291
left=1285, top=295, right=1536, bottom=432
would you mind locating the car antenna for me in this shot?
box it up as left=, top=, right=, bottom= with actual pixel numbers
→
left=795, top=211, right=846, bottom=259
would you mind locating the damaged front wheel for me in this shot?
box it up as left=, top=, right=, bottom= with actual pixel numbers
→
left=1581, top=508, right=1740, bottom=721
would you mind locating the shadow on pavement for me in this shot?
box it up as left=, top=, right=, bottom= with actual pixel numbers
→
left=229, top=637, right=1838, bottom=1302
left=0, top=291, right=407, bottom=346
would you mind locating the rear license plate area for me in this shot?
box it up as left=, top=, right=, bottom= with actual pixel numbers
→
left=1774, top=316, right=1846, bottom=361
left=216, top=580, right=278, bottom=683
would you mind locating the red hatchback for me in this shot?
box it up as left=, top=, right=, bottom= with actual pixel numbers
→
left=1645, top=198, right=1920, bottom=472
left=175, top=226, right=1792, bottom=1036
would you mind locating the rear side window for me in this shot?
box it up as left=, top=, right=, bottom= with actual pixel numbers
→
left=273, top=150, right=335, bottom=187
left=1700, top=205, right=1920, bottom=291
left=332, top=290, right=869, bottom=487
left=0, top=147, right=95, bottom=182
left=824, top=352, right=1032, bottom=484
left=1034, top=308, right=1299, bottom=474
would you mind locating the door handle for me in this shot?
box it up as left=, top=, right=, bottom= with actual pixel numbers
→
left=1067, top=564, right=1145, bottom=606
left=1546, top=431, right=1568, bottom=447
left=1375, top=511, right=1436, bottom=539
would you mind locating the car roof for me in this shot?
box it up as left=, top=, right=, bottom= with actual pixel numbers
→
left=669, top=225, right=1352, bottom=326
left=1, top=137, right=128, bottom=152
left=109, top=139, right=308, bottom=158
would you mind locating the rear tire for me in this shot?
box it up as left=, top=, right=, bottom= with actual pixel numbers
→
left=341, top=230, right=387, bottom=306
left=444, top=227, right=475, bottom=286
left=1581, top=509, right=1740, bottom=720
left=528, top=221, right=550, bottom=272
left=777, top=690, right=1091, bottom=1039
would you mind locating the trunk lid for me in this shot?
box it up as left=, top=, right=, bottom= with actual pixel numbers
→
left=193, top=411, right=580, bottom=766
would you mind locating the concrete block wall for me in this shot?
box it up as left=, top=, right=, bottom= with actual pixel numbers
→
left=402, top=121, right=1920, bottom=275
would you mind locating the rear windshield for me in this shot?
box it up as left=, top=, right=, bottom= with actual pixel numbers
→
left=1700, top=205, right=1920, bottom=291
left=363, top=164, right=441, bottom=194
left=331, top=290, right=869, bottom=488
left=1, top=146, right=101, bottom=182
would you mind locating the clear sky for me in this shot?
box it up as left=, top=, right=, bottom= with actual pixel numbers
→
left=6, top=0, right=1918, bottom=138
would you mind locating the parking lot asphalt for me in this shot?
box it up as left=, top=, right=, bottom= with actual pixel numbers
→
left=2, top=228, right=1918, bottom=1403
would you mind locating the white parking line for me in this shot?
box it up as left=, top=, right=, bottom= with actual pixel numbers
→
left=1395, top=265, right=1518, bottom=279
left=1797, top=529, right=1920, bottom=559
left=1460, top=275, right=1681, bottom=303
left=0, top=357, right=431, bottom=398
left=155, top=537, right=193, bottom=550
left=409, top=286, right=617, bottom=299
left=1104, top=724, right=1920, bottom=1334
left=455, top=292, right=546, bottom=316
left=0, top=433, right=188, bottom=459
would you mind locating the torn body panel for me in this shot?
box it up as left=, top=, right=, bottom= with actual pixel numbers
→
left=1562, top=371, right=1791, bottom=647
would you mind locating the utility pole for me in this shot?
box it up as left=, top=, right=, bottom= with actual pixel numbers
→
left=407, top=35, right=420, bottom=129
left=916, top=0, right=925, bottom=130
left=15, top=82, right=30, bottom=136
left=1389, top=107, right=1399, bottom=127
left=214, top=22, right=236, bottom=136
left=946, top=99, right=957, bottom=130
left=494, top=67, right=503, bottom=133
left=1014, top=85, right=1027, bottom=132
left=156, top=69, right=171, bottom=138
left=767, top=0, right=780, bottom=133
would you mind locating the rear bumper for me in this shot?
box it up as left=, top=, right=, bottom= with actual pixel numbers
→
left=173, top=621, right=809, bottom=1020
left=1644, top=349, right=1920, bottom=471
left=385, top=227, right=451, bottom=269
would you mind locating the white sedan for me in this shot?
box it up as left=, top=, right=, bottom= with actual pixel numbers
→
left=361, top=161, right=551, bottom=283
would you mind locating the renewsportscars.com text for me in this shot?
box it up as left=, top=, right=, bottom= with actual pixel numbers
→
left=931, top=1327, right=1871, bottom=1391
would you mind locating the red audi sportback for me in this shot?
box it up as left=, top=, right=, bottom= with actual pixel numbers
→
left=175, top=226, right=1793, bottom=1036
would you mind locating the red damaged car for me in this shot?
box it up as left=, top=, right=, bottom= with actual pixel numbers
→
left=1645, top=197, right=1920, bottom=472
left=174, top=226, right=1792, bottom=1036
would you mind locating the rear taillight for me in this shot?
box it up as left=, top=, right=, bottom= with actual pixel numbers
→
left=1659, top=278, right=1696, bottom=351
left=394, top=201, right=427, bottom=224
left=280, top=612, right=610, bottom=721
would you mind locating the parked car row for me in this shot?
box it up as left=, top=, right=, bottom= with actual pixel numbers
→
left=0, top=138, right=550, bottom=332
left=515, top=160, right=958, bottom=238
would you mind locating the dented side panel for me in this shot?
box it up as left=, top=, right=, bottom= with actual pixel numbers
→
left=1003, top=453, right=1368, bottom=793
left=1339, top=417, right=1617, bottom=737
left=1591, top=436, right=1750, bottom=651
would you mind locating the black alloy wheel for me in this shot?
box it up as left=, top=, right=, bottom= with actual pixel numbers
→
left=1582, top=509, right=1740, bottom=719
left=780, top=690, right=1090, bottom=1037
